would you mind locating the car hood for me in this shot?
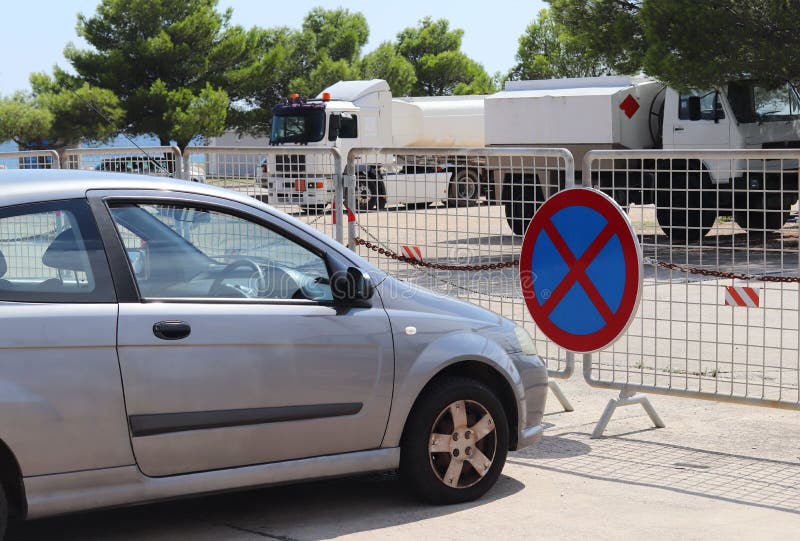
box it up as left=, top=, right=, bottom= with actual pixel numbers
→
left=375, top=275, right=509, bottom=329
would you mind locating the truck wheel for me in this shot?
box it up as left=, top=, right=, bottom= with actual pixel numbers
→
left=400, top=376, right=509, bottom=504
left=734, top=192, right=789, bottom=234
left=655, top=171, right=716, bottom=243
left=353, top=177, right=385, bottom=212
left=503, top=174, right=541, bottom=236
left=447, top=170, right=480, bottom=207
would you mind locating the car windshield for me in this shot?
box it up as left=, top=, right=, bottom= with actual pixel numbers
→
left=726, top=80, right=800, bottom=123
left=271, top=109, right=326, bottom=144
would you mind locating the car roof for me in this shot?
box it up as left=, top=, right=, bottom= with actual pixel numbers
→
left=0, top=169, right=248, bottom=208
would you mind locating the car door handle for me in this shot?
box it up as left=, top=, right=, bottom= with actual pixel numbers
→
left=674, top=127, right=685, bottom=131
left=153, top=321, right=191, bottom=340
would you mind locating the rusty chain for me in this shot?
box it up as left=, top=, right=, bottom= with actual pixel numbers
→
left=353, top=237, right=519, bottom=271
left=643, top=257, right=800, bottom=283
left=353, top=237, right=799, bottom=282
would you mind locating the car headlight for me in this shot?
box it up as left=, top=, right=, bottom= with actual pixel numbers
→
left=513, top=325, right=538, bottom=356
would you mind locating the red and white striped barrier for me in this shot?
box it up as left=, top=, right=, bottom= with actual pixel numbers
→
left=724, top=286, right=760, bottom=308
left=331, top=201, right=356, bottom=224
left=402, top=245, right=424, bottom=262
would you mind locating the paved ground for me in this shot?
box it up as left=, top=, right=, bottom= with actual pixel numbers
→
left=9, top=368, right=800, bottom=540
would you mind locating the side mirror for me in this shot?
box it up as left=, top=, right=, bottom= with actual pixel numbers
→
left=687, top=96, right=702, bottom=121
left=328, top=114, right=341, bottom=141
left=331, top=266, right=374, bottom=304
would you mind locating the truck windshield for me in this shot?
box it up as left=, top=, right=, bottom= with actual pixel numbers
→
left=271, top=110, right=326, bottom=144
left=726, top=81, right=800, bottom=123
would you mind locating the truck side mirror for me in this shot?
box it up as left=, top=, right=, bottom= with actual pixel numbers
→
left=687, top=96, right=702, bottom=121
left=328, top=114, right=341, bottom=141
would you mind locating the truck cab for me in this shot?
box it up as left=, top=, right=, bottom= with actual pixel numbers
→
left=662, top=80, right=800, bottom=182
left=263, top=80, right=391, bottom=212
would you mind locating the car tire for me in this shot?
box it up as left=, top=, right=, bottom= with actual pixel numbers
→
left=447, top=170, right=480, bottom=207
left=400, top=376, right=509, bottom=504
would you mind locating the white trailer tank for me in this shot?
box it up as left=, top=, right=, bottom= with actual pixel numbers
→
left=485, top=76, right=663, bottom=151
left=391, top=95, right=485, bottom=148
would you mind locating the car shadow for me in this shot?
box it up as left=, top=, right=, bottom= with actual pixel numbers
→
left=8, top=470, right=525, bottom=540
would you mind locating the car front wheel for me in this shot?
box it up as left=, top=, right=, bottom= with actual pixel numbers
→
left=401, top=376, right=509, bottom=504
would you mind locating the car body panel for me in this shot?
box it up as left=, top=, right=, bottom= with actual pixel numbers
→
left=0, top=303, right=133, bottom=476
left=24, top=448, right=400, bottom=519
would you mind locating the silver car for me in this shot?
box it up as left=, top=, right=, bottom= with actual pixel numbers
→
left=0, top=170, right=547, bottom=537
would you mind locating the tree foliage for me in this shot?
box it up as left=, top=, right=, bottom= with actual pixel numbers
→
left=65, top=0, right=249, bottom=149
left=509, top=8, right=613, bottom=80
left=396, top=17, right=495, bottom=95
left=360, top=42, right=417, bottom=96
left=0, top=72, right=122, bottom=150
left=549, top=0, right=800, bottom=89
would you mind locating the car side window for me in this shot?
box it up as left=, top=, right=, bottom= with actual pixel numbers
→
left=107, top=202, right=333, bottom=302
left=0, top=200, right=115, bottom=303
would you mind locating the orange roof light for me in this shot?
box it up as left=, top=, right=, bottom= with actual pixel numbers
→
left=290, top=93, right=300, bottom=100
left=322, top=92, right=331, bottom=101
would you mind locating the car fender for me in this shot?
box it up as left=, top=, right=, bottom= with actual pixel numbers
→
left=381, top=329, right=523, bottom=449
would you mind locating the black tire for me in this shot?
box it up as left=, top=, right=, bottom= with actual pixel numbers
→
left=503, top=174, right=540, bottom=236
left=0, top=481, right=7, bottom=541
left=655, top=168, right=716, bottom=243
left=353, top=177, right=384, bottom=212
left=400, top=376, right=509, bottom=505
left=734, top=192, right=789, bottom=234
left=447, top=170, right=480, bottom=207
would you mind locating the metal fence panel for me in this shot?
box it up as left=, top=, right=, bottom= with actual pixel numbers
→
left=185, top=147, right=343, bottom=243
left=0, top=150, right=59, bottom=170
left=62, top=146, right=182, bottom=178
left=584, top=149, right=800, bottom=410
left=344, top=147, right=575, bottom=380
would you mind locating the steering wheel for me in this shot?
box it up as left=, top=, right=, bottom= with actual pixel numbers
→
left=209, top=259, right=266, bottom=298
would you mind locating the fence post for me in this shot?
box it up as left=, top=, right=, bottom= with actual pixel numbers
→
left=332, top=148, right=344, bottom=245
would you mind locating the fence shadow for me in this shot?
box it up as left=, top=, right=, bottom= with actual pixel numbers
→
left=511, top=432, right=800, bottom=514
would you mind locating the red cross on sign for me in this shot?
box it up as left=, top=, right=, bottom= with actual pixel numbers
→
left=620, top=94, right=640, bottom=119
left=519, top=188, right=643, bottom=353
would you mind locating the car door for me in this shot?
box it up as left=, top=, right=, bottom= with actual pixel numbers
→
left=91, top=190, right=394, bottom=477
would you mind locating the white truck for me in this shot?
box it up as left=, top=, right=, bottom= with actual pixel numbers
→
left=263, top=79, right=486, bottom=213
left=266, top=77, right=800, bottom=240
left=486, top=76, right=800, bottom=240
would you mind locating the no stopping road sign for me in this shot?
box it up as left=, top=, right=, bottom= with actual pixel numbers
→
left=520, top=188, right=642, bottom=353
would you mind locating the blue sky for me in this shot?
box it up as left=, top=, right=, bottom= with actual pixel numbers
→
left=0, top=0, right=547, bottom=96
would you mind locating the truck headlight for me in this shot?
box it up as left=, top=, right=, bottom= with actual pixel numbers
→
left=513, top=325, right=538, bottom=356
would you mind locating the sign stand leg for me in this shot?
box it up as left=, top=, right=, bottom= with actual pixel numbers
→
left=591, top=388, right=665, bottom=439
left=548, top=379, right=574, bottom=412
